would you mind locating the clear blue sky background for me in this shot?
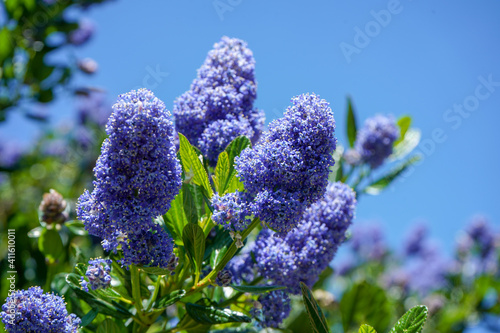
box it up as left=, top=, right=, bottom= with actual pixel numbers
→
left=3, top=1, right=500, bottom=265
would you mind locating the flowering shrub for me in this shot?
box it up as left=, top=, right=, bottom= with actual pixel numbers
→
left=1, top=35, right=497, bottom=333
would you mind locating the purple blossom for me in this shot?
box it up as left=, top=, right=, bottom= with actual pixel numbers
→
left=211, top=191, right=252, bottom=232
left=68, top=18, right=94, bottom=45
left=253, top=182, right=356, bottom=293
left=252, top=291, right=291, bottom=328
left=349, top=223, right=387, bottom=261
left=80, top=258, right=112, bottom=292
left=77, top=90, right=111, bottom=127
left=215, top=270, right=232, bottom=287
left=0, top=141, right=23, bottom=168
left=76, top=89, right=182, bottom=268
left=173, top=36, right=264, bottom=161
left=226, top=252, right=254, bottom=285
left=403, top=223, right=429, bottom=257
left=236, top=93, right=336, bottom=233
left=405, top=244, right=449, bottom=296
left=1, top=286, right=80, bottom=332
left=355, top=115, right=398, bottom=168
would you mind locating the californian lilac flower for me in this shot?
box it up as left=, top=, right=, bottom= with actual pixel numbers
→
left=211, top=191, right=252, bottom=232
left=0, top=141, right=23, bottom=168
left=77, top=90, right=111, bottom=127
left=80, top=258, right=112, bottom=292
left=467, top=216, right=495, bottom=259
left=173, top=36, right=264, bottom=160
left=253, top=182, right=356, bottom=293
left=215, top=270, right=232, bottom=287
left=350, top=223, right=387, bottom=261
left=251, top=291, right=291, bottom=328
left=405, top=244, right=449, bottom=296
left=355, top=115, right=398, bottom=168
left=236, top=93, right=336, bottom=233
left=0, top=286, right=80, bottom=332
left=76, top=89, right=182, bottom=268
left=226, top=252, right=254, bottom=285
left=198, top=115, right=254, bottom=165
left=403, top=223, right=429, bottom=257
left=68, top=18, right=94, bottom=45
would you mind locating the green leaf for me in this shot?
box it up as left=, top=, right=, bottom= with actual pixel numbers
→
left=214, top=151, right=230, bottom=194
left=153, top=290, right=186, bottom=309
left=65, top=220, right=87, bottom=235
left=230, top=285, right=286, bottom=294
left=140, top=266, right=171, bottom=275
left=204, top=228, right=233, bottom=262
left=183, top=183, right=201, bottom=224
left=165, top=190, right=188, bottom=245
left=340, top=281, right=392, bottom=333
left=359, top=324, right=377, bottom=333
left=178, top=133, right=214, bottom=198
left=364, top=155, right=421, bottom=195
left=185, top=302, right=251, bottom=325
left=394, top=115, right=412, bottom=146
left=0, top=28, right=12, bottom=64
left=39, top=228, right=64, bottom=261
left=300, top=282, right=330, bottom=333
left=347, top=97, right=358, bottom=148
left=97, top=318, right=122, bottom=333
left=224, top=135, right=251, bottom=191
left=176, top=313, right=211, bottom=333
left=27, top=226, right=43, bottom=238
left=389, top=305, right=428, bottom=333
left=391, top=128, right=421, bottom=161
left=80, top=308, right=99, bottom=327
left=182, top=223, right=206, bottom=275
left=210, top=246, right=229, bottom=269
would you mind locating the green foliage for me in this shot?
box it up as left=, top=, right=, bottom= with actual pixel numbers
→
left=179, top=133, right=214, bottom=198
left=359, top=324, right=377, bottom=333
left=38, top=227, right=64, bottom=261
left=182, top=223, right=206, bottom=278
left=364, top=155, right=421, bottom=195
left=230, top=285, right=285, bottom=294
left=389, top=306, right=428, bottom=333
left=185, top=301, right=252, bottom=325
left=347, top=97, right=358, bottom=148
left=300, top=282, right=331, bottom=333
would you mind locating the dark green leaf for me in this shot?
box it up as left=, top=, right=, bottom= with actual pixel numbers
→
left=176, top=313, right=211, bottom=333
left=186, top=302, right=251, bottom=325
left=80, top=308, right=98, bottom=327
left=183, top=183, right=200, bottom=224
left=39, top=228, right=64, bottom=261
left=340, top=281, right=392, bottom=333
left=230, top=285, right=285, bottom=294
left=165, top=190, right=188, bottom=245
left=364, top=155, right=421, bottom=195
left=0, top=28, right=13, bottom=64
left=214, top=151, right=230, bottom=194
left=178, top=133, right=214, bottom=197
left=182, top=223, right=206, bottom=274
left=65, top=220, right=87, bottom=235
left=224, top=136, right=251, bottom=191
left=347, top=97, right=358, bottom=148
left=300, top=282, right=330, bottom=333
left=394, top=115, right=412, bottom=146
left=389, top=305, right=428, bottom=333
left=154, top=290, right=186, bottom=309
left=359, top=324, right=377, bottom=333
left=204, top=228, right=233, bottom=262
left=97, top=318, right=122, bottom=333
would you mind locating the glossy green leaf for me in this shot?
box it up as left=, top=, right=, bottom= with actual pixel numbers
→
left=394, top=115, right=412, bottom=146
left=347, top=97, right=358, bottom=148
left=165, top=190, right=188, bottom=245
left=364, top=155, right=421, bottom=195
left=183, top=183, right=202, bottom=224
left=39, top=228, right=64, bottom=261
left=178, top=133, right=214, bottom=197
left=224, top=135, right=251, bottom=190
left=359, top=324, right=377, bottom=333
left=80, top=308, right=98, bottom=327
left=97, top=318, right=122, bottom=333
left=204, top=228, right=233, bottom=262
left=231, top=285, right=285, bottom=294
left=391, top=128, right=421, bottom=160
left=176, top=313, right=211, bottom=333
left=65, top=220, right=87, bottom=235
left=186, top=302, right=251, bottom=325
left=340, top=281, right=392, bottom=333
left=214, top=151, right=230, bottom=194
left=182, top=223, right=206, bottom=274
left=153, top=290, right=186, bottom=309
left=300, top=282, right=330, bottom=333
left=390, top=305, right=428, bottom=333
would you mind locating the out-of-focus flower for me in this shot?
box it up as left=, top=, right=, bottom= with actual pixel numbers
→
left=39, top=189, right=68, bottom=225
left=403, top=223, right=429, bottom=257
left=0, top=286, right=80, bottom=332
left=173, top=36, right=264, bottom=165
left=80, top=258, right=112, bottom=292
left=350, top=223, right=387, bottom=261
left=251, top=290, right=291, bottom=328
left=355, top=115, right=398, bottom=168
left=77, top=89, right=182, bottom=268
left=343, top=149, right=361, bottom=165
left=68, top=18, right=94, bottom=45
left=236, top=93, right=336, bottom=234
left=226, top=253, right=254, bottom=285
left=77, top=90, right=111, bottom=127
left=215, top=270, right=232, bottom=287
left=253, top=182, right=356, bottom=293
left=0, top=141, right=23, bottom=168
left=77, top=57, right=98, bottom=74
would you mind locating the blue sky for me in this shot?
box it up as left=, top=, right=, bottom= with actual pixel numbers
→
left=3, top=0, right=500, bottom=259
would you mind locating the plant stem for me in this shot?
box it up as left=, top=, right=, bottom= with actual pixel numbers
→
left=131, top=265, right=150, bottom=328
left=146, top=275, right=163, bottom=312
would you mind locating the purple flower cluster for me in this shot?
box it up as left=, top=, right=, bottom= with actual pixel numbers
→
left=173, top=36, right=264, bottom=165
left=405, top=244, right=449, bottom=296
left=80, top=258, right=112, bottom=292
left=226, top=252, right=254, bottom=285
left=1, top=286, right=80, bottom=332
left=236, top=93, right=337, bottom=233
left=350, top=223, right=387, bottom=261
left=403, top=223, right=429, bottom=257
left=355, top=115, right=398, bottom=168
left=211, top=191, right=252, bottom=232
left=253, top=182, right=356, bottom=293
left=68, top=18, right=94, bottom=46
left=215, top=270, right=232, bottom=287
left=251, top=291, right=291, bottom=328
left=77, top=89, right=182, bottom=268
